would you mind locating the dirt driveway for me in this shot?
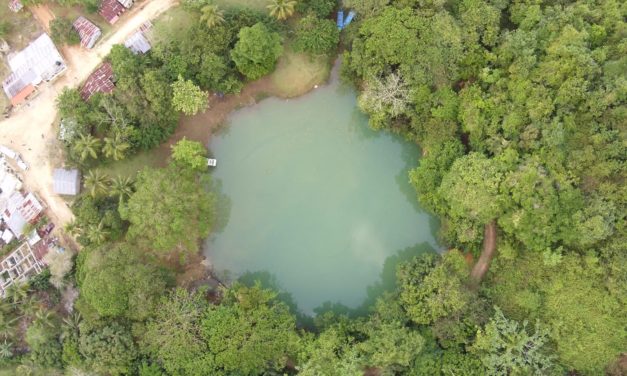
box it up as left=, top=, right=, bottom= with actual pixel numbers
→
left=0, top=0, right=177, bottom=228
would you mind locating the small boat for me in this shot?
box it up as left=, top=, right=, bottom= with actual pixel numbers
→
left=337, top=10, right=344, bottom=30
left=343, top=11, right=356, bottom=28
left=207, top=158, right=217, bottom=167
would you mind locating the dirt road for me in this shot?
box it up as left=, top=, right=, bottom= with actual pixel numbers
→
left=0, top=0, right=177, bottom=228
left=470, top=220, right=497, bottom=284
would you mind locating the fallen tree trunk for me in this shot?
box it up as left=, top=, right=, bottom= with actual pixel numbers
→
left=470, top=220, right=497, bottom=285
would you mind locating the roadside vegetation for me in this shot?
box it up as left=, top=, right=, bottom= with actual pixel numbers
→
left=1, top=0, right=624, bottom=374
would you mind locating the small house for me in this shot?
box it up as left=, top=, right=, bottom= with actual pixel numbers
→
left=124, top=31, right=151, bottom=54
left=1, top=33, right=66, bottom=106
left=80, top=62, right=115, bottom=100
left=99, top=0, right=126, bottom=24
left=73, top=16, right=101, bottom=49
left=52, top=168, right=81, bottom=196
left=1, top=191, right=44, bottom=238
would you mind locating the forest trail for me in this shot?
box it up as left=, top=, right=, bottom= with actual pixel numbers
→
left=0, top=0, right=177, bottom=230
left=470, top=220, right=497, bottom=284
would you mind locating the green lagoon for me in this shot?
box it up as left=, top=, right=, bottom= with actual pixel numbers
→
left=204, top=72, right=439, bottom=315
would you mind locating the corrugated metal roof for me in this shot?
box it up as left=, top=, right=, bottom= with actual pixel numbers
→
left=2, top=33, right=65, bottom=99
left=52, top=168, right=81, bottom=196
left=124, top=31, right=151, bottom=54
left=73, top=16, right=101, bottom=49
left=99, top=0, right=126, bottom=24
left=80, top=62, right=115, bottom=100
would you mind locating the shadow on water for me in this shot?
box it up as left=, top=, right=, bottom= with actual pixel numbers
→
left=314, top=242, right=437, bottom=318
left=203, top=177, right=232, bottom=235
left=236, top=242, right=436, bottom=327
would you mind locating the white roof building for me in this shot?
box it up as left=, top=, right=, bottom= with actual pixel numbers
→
left=52, top=168, right=81, bottom=196
left=124, top=31, right=151, bottom=54
left=2, top=33, right=66, bottom=105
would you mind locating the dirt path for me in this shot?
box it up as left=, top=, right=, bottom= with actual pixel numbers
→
left=0, top=0, right=177, bottom=229
left=470, top=220, right=497, bottom=284
left=30, top=5, right=55, bottom=32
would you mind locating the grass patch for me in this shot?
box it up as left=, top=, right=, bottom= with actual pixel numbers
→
left=214, top=0, right=269, bottom=11
left=146, top=6, right=198, bottom=46
left=270, top=49, right=331, bottom=98
left=98, top=150, right=166, bottom=178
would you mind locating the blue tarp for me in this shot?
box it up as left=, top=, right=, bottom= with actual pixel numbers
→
left=343, top=11, right=356, bottom=27
left=337, top=10, right=344, bottom=30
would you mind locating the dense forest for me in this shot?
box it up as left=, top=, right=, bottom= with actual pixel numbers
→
left=0, top=0, right=624, bottom=374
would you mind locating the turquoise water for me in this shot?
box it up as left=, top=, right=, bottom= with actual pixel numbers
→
left=204, top=72, right=439, bottom=315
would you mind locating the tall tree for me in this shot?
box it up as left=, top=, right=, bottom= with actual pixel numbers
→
left=231, top=23, right=283, bottom=80
left=170, top=138, right=208, bottom=171
left=472, top=307, right=556, bottom=375
left=83, top=170, right=109, bottom=197
left=73, top=134, right=101, bottom=162
left=200, top=5, right=225, bottom=28
left=171, top=75, right=209, bottom=116
left=102, top=133, right=130, bottom=161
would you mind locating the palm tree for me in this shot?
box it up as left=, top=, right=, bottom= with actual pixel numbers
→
left=102, top=133, right=130, bottom=161
left=18, top=295, right=41, bottom=319
left=86, top=220, right=109, bottom=245
left=200, top=5, right=225, bottom=28
left=110, top=175, right=134, bottom=203
left=0, top=315, right=16, bottom=339
left=5, top=283, right=29, bottom=305
left=34, top=310, right=56, bottom=329
left=73, top=134, right=101, bottom=161
left=64, top=219, right=83, bottom=237
left=84, top=170, right=109, bottom=197
left=0, top=340, right=13, bottom=359
left=267, top=0, right=296, bottom=20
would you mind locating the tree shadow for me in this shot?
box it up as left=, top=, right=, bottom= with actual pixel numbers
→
left=313, top=242, right=437, bottom=319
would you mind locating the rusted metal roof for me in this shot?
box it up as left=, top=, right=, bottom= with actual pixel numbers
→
left=73, top=16, right=101, bottom=49
left=99, top=0, right=126, bottom=24
left=80, top=62, right=115, bottom=101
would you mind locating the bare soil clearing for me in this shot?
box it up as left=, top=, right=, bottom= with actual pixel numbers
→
left=0, top=0, right=177, bottom=229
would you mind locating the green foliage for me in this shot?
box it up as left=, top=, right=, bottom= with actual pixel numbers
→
left=202, top=283, right=299, bottom=374
left=267, top=0, right=297, bottom=20
left=170, top=138, right=208, bottom=171
left=78, top=321, right=137, bottom=375
left=296, top=0, right=335, bottom=18
left=472, top=307, right=556, bottom=375
left=398, top=251, right=472, bottom=325
left=49, top=18, right=80, bottom=46
left=231, top=23, right=283, bottom=80
left=293, top=15, right=339, bottom=56
left=487, top=252, right=626, bottom=373
left=141, top=288, right=210, bottom=376
left=409, top=140, right=464, bottom=212
left=438, top=153, right=505, bottom=244
left=200, top=5, right=225, bottom=28
left=171, top=75, right=209, bottom=115
left=78, top=244, right=168, bottom=320
left=120, top=164, right=216, bottom=254
left=25, top=312, right=62, bottom=368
